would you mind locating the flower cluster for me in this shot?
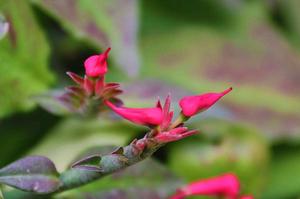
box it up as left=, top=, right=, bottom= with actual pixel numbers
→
left=170, top=173, right=254, bottom=199
left=63, top=48, right=232, bottom=143
left=58, top=48, right=122, bottom=113
left=1, top=48, right=235, bottom=196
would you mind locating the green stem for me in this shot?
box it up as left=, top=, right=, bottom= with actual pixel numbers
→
left=168, top=112, right=190, bottom=130
left=56, top=136, right=163, bottom=193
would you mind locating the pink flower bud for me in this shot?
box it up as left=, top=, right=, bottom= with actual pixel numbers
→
left=170, top=173, right=240, bottom=199
left=105, top=100, right=163, bottom=126
left=155, top=127, right=198, bottom=143
left=179, top=87, right=232, bottom=117
left=84, top=48, right=111, bottom=77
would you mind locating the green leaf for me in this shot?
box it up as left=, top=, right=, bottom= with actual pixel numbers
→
left=71, top=154, right=102, bottom=172
left=33, top=0, right=140, bottom=77
left=0, top=156, right=60, bottom=194
left=261, top=145, right=300, bottom=199
left=0, top=0, right=54, bottom=117
left=0, top=187, right=3, bottom=199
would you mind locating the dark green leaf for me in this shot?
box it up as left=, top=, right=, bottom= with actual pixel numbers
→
left=0, top=156, right=60, bottom=193
left=71, top=155, right=102, bottom=172
left=261, top=145, right=300, bottom=199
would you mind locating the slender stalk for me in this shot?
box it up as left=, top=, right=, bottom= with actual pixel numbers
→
left=56, top=135, right=163, bottom=193
left=168, top=113, right=189, bottom=130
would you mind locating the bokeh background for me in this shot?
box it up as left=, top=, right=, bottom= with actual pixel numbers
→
left=0, top=0, right=300, bottom=198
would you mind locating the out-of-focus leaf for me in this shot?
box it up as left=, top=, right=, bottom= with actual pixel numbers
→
left=0, top=0, right=54, bottom=117
left=0, top=108, right=59, bottom=168
left=0, top=156, right=60, bottom=193
left=28, top=118, right=143, bottom=171
left=33, top=0, right=140, bottom=77
left=140, top=0, right=300, bottom=141
left=0, top=187, right=3, bottom=199
left=168, top=119, right=270, bottom=196
left=56, top=156, right=182, bottom=199
left=272, top=0, right=300, bottom=47
left=33, top=91, right=72, bottom=116
left=261, top=145, right=300, bottom=199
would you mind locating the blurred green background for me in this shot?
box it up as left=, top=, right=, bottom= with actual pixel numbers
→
left=0, top=0, right=300, bottom=198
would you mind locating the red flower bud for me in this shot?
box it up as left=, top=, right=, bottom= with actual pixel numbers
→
left=179, top=87, right=232, bottom=117
left=155, top=127, right=198, bottom=143
left=105, top=100, right=163, bottom=126
left=84, top=48, right=111, bottom=77
left=170, top=173, right=240, bottom=199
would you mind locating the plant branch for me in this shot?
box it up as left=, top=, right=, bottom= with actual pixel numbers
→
left=56, top=133, right=163, bottom=193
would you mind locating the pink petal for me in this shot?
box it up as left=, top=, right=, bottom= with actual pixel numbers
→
left=105, top=100, right=163, bottom=126
left=179, top=87, right=232, bottom=117
left=84, top=48, right=111, bottom=77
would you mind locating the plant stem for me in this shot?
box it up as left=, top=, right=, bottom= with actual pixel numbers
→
left=56, top=136, right=163, bottom=193
left=168, top=113, right=190, bottom=130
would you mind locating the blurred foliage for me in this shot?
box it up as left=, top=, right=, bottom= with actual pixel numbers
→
left=0, top=0, right=54, bottom=118
left=168, top=120, right=269, bottom=197
left=140, top=0, right=300, bottom=141
left=0, top=0, right=300, bottom=198
left=262, top=145, right=300, bottom=199
left=32, top=0, right=139, bottom=77
left=0, top=108, right=59, bottom=168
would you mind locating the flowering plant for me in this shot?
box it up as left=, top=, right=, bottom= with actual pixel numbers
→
left=0, top=48, right=241, bottom=198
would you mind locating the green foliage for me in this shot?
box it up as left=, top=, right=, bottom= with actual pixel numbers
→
left=0, top=188, right=3, bottom=199
left=32, top=0, right=140, bottom=77
left=168, top=120, right=270, bottom=196
left=140, top=0, right=300, bottom=141
left=0, top=109, right=59, bottom=168
left=262, top=145, right=300, bottom=199
left=0, top=0, right=54, bottom=117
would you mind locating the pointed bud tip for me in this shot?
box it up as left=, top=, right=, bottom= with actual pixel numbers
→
left=104, top=47, right=111, bottom=56
left=222, top=87, right=233, bottom=95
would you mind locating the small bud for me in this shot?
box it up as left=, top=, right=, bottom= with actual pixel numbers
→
left=84, top=48, right=111, bottom=77
left=179, top=87, right=232, bottom=117
left=155, top=127, right=198, bottom=143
